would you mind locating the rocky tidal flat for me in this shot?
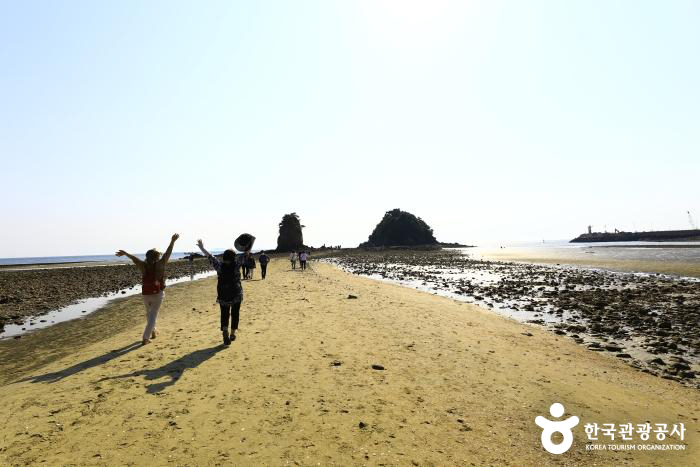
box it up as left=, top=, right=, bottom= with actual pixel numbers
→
left=0, top=259, right=213, bottom=332
left=326, top=250, right=700, bottom=388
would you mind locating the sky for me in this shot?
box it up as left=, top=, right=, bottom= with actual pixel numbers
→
left=1, top=0, right=699, bottom=257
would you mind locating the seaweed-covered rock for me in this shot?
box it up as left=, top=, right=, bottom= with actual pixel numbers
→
left=360, top=209, right=438, bottom=248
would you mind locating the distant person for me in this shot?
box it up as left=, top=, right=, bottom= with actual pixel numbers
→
left=116, top=233, right=179, bottom=345
left=241, top=252, right=250, bottom=280
left=248, top=253, right=256, bottom=279
left=299, top=251, right=308, bottom=271
left=290, top=251, right=297, bottom=270
left=258, top=251, right=270, bottom=279
left=197, top=239, right=243, bottom=345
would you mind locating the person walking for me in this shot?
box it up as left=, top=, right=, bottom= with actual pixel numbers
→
left=241, top=252, right=250, bottom=279
left=247, top=253, right=256, bottom=279
left=116, top=233, right=179, bottom=345
left=258, top=251, right=270, bottom=279
left=290, top=251, right=297, bottom=270
left=299, top=251, right=308, bottom=271
left=197, top=239, right=243, bottom=345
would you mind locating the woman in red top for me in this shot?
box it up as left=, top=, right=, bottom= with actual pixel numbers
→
left=116, top=233, right=179, bottom=345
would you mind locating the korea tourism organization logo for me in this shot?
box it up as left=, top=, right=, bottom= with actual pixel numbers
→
left=535, top=403, right=579, bottom=454
left=535, top=402, right=687, bottom=454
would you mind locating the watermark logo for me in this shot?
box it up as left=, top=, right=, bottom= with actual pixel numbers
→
left=535, top=402, right=687, bottom=454
left=535, top=403, right=580, bottom=454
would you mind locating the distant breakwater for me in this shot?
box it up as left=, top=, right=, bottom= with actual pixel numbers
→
left=571, top=229, right=700, bottom=243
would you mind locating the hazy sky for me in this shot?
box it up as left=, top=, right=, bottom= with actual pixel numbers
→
left=1, top=0, right=698, bottom=257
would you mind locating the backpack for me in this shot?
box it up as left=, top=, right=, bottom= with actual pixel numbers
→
left=142, top=263, right=164, bottom=295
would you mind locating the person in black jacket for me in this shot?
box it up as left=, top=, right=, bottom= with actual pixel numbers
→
left=197, top=239, right=243, bottom=345
left=241, top=252, right=250, bottom=280
left=247, top=253, right=256, bottom=280
left=258, top=251, right=270, bottom=279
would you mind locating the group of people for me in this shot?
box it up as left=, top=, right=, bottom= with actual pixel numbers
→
left=116, top=235, right=290, bottom=346
left=289, top=250, right=310, bottom=271
left=240, top=251, right=270, bottom=280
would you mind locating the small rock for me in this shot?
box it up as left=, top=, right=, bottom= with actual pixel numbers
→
left=371, top=364, right=385, bottom=371
left=672, top=362, right=691, bottom=371
left=358, top=421, right=367, bottom=429
left=347, top=294, right=358, bottom=299
left=330, top=360, right=342, bottom=367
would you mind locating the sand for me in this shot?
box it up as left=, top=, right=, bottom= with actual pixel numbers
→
left=0, top=260, right=698, bottom=466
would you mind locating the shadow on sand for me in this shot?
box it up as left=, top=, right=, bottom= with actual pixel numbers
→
left=19, top=341, right=142, bottom=384
left=99, top=345, right=226, bottom=394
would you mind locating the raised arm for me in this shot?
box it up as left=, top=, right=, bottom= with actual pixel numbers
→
left=196, top=239, right=211, bottom=257
left=160, top=233, right=180, bottom=264
left=196, top=239, right=220, bottom=272
left=115, top=250, right=144, bottom=269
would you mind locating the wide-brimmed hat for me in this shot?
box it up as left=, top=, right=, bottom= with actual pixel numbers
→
left=234, top=233, right=256, bottom=252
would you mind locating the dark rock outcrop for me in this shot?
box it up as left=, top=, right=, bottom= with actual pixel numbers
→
left=276, top=213, right=306, bottom=252
left=360, top=209, right=438, bottom=248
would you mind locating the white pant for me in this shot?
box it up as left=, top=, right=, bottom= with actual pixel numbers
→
left=142, top=291, right=164, bottom=341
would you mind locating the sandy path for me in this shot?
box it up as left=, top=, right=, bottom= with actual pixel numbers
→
left=0, top=260, right=698, bottom=466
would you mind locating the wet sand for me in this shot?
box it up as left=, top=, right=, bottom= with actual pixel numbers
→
left=0, top=260, right=698, bottom=466
left=480, top=248, right=700, bottom=279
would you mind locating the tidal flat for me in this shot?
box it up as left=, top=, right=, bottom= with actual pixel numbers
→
left=326, top=250, right=700, bottom=388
